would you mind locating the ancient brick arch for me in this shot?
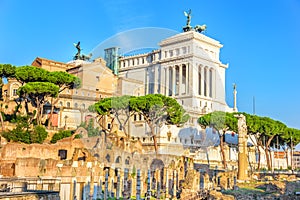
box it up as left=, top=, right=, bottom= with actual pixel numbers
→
left=150, top=159, right=164, bottom=171
left=115, top=156, right=122, bottom=163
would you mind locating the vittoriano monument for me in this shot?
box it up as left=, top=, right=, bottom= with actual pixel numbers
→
left=73, top=41, right=92, bottom=61
left=183, top=9, right=207, bottom=33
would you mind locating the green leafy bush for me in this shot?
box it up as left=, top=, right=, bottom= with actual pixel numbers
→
left=2, top=116, right=31, bottom=144
left=31, top=125, right=48, bottom=144
left=50, top=130, right=72, bottom=143
left=78, top=118, right=100, bottom=137
left=74, top=134, right=82, bottom=139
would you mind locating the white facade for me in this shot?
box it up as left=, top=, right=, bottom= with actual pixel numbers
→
left=118, top=31, right=232, bottom=123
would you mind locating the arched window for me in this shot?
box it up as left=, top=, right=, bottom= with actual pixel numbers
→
left=82, top=104, right=85, bottom=110
left=125, top=157, right=130, bottom=165
left=74, top=103, right=78, bottom=108
left=115, top=156, right=121, bottom=163
left=59, top=101, right=63, bottom=107
left=66, top=102, right=70, bottom=108
left=106, top=154, right=111, bottom=162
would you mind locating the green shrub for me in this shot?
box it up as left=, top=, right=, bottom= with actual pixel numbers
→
left=2, top=127, right=31, bottom=144
left=50, top=130, right=72, bottom=143
left=2, top=115, right=31, bottom=144
left=78, top=118, right=100, bottom=137
left=31, top=125, right=48, bottom=144
left=74, top=134, right=82, bottom=139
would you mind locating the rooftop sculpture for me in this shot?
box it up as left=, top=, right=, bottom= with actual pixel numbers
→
left=183, top=9, right=207, bottom=33
left=73, top=41, right=92, bottom=61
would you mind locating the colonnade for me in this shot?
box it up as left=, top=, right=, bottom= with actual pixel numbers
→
left=165, top=64, right=189, bottom=97
left=197, top=66, right=214, bottom=98
left=71, top=167, right=193, bottom=200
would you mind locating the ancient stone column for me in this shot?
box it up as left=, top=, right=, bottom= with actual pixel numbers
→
left=110, top=179, right=114, bottom=198
left=116, top=169, right=120, bottom=200
left=199, top=170, right=204, bottom=190
left=146, top=169, right=151, bottom=200
left=136, top=169, right=141, bottom=200
left=97, top=178, right=102, bottom=200
left=123, top=168, right=130, bottom=199
left=156, top=169, right=161, bottom=199
left=72, top=179, right=77, bottom=200
left=109, top=168, right=115, bottom=197
left=173, top=170, right=177, bottom=199
left=104, top=169, right=108, bottom=200
left=165, top=168, right=169, bottom=200
left=235, top=114, right=248, bottom=180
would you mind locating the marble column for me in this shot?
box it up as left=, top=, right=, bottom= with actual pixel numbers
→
left=201, top=66, right=204, bottom=96
left=172, top=67, right=176, bottom=96
left=206, top=68, right=210, bottom=97
left=179, top=65, right=182, bottom=96
left=186, top=63, right=190, bottom=95
left=154, top=66, right=159, bottom=94
left=165, top=67, right=169, bottom=96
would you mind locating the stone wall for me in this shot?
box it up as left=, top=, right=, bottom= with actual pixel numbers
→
left=0, top=191, right=60, bottom=200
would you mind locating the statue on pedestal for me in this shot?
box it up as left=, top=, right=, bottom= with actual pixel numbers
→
left=73, top=41, right=92, bottom=61
left=183, top=9, right=207, bottom=33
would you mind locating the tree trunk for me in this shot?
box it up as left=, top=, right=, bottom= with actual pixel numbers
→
left=265, top=135, right=275, bottom=170
left=47, top=98, right=54, bottom=129
left=151, top=125, right=158, bottom=155
left=265, top=148, right=271, bottom=170
left=284, top=149, right=289, bottom=169
left=219, top=133, right=227, bottom=169
left=257, top=146, right=261, bottom=171
left=0, top=111, right=4, bottom=133
left=36, top=97, right=40, bottom=125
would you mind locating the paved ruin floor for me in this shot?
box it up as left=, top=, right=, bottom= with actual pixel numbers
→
left=221, top=180, right=300, bottom=199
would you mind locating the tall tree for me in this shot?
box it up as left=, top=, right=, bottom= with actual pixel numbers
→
left=91, top=95, right=132, bottom=136
left=281, top=128, right=300, bottom=169
left=130, top=94, right=189, bottom=154
left=244, top=113, right=265, bottom=171
left=17, top=82, right=59, bottom=125
left=0, top=64, right=16, bottom=132
left=198, top=111, right=237, bottom=169
left=14, top=66, right=50, bottom=115
left=258, top=117, right=286, bottom=170
left=15, top=66, right=49, bottom=85
left=47, top=71, right=81, bottom=128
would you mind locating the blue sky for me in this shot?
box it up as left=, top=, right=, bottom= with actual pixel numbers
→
left=1, top=0, right=300, bottom=129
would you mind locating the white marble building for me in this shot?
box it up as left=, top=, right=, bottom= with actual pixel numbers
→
left=118, top=30, right=234, bottom=124
left=110, top=30, right=238, bottom=159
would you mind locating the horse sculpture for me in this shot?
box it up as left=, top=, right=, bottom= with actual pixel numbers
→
left=194, top=24, right=207, bottom=33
